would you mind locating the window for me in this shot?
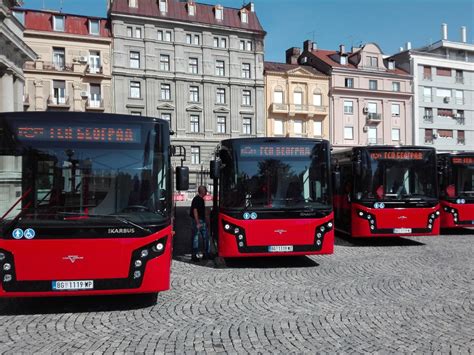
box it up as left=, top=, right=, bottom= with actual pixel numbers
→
left=89, top=20, right=100, bottom=35
left=190, top=115, right=200, bottom=133
left=161, top=113, right=171, bottom=126
left=438, top=129, right=453, bottom=138
left=425, top=129, right=434, bottom=143
left=343, top=100, right=353, bottom=114
left=160, top=54, right=170, bottom=71
left=194, top=35, right=200, bottom=45
left=215, top=6, right=223, bottom=20
left=314, top=121, right=322, bottom=137
left=455, top=90, right=464, bottom=104
left=424, top=108, right=433, bottom=122
left=89, top=51, right=101, bottom=73
left=293, top=91, right=302, bottom=105
left=89, top=84, right=101, bottom=107
left=239, top=40, right=245, bottom=50
left=340, top=55, right=347, bottom=65
left=189, top=58, right=198, bottom=74
left=242, top=63, right=251, bottom=78
left=159, top=0, right=167, bottom=13
left=186, top=34, right=192, bottom=44
left=388, top=60, right=395, bottom=70
left=273, top=90, right=283, bottom=104
left=436, top=67, right=451, bottom=77
left=392, top=128, right=400, bottom=142
left=368, top=127, right=377, bottom=144
left=366, top=56, right=378, bottom=67
left=189, top=86, right=199, bottom=102
left=392, top=82, right=401, bottom=92
left=52, top=47, right=65, bottom=69
left=127, top=27, right=133, bottom=37
left=455, top=70, right=464, bottom=83
left=242, top=90, right=251, bottom=105
left=344, top=127, right=353, bottom=140
left=135, top=28, right=142, bottom=38
left=165, top=31, right=172, bottom=42
left=130, top=51, right=140, bottom=69
left=130, top=81, right=141, bottom=98
left=157, top=30, right=163, bottom=41
left=438, top=109, right=453, bottom=117
left=458, top=130, right=465, bottom=145
left=274, top=120, right=284, bottom=136
left=220, top=38, right=227, bottom=48
left=130, top=111, right=142, bottom=116
left=213, top=37, right=219, bottom=47
left=391, top=103, right=400, bottom=116
left=215, top=60, right=225, bottom=76
left=216, top=88, right=226, bottom=104
left=246, top=41, right=253, bottom=51
left=161, top=84, right=171, bottom=100
left=345, top=78, right=353, bottom=88
left=129, top=0, right=137, bottom=7
left=423, top=66, right=432, bottom=80
left=367, top=102, right=377, bottom=114
left=188, top=3, right=195, bottom=16
left=52, top=80, right=66, bottom=104
left=313, top=93, right=322, bottom=106
left=12, top=11, right=25, bottom=25
left=294, top=120, right=303, bottom=137
left=242, top=117, right=252, bottom=134
left=436, top=88, right=451, bottom=98
left=217, top=116, right=226, bottom=133
left=369, top=80, right=378, bottom=90
left=423, top=87, right=432, bottom=102
left=241, top=10, right=248, bottom=23
left=191, top=146, right=200, bottom=164
left=53, top=15, right=65, bottom=32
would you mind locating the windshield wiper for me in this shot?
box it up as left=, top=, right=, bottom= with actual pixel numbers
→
left=58, top=212, right=152, bottom=234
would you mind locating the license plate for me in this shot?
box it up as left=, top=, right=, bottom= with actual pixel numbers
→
left=268, top=245, right=293, bottom=252
left=52, top=280, right=94, bottom=291
left=393, top=228, right=412, bottom=234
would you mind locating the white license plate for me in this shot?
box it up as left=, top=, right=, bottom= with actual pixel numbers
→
left=52, top=280, right=94, bottom=291
left=393, top=228, right=412, bottom=234
left=268, top=245, right=293, bottom=252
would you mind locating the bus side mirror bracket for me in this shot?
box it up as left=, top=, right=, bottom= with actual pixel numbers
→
left=176, top=166, right=189, bottom=191
left=210, top=160, right=221, bottom=180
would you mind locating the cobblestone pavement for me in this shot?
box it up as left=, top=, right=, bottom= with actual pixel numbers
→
left=0, top=231, right=473, bottom=353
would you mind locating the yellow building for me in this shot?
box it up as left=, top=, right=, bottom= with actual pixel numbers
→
left=14, top=8, right=112, bottom=112
left=264, top=52, right=329, bottom=138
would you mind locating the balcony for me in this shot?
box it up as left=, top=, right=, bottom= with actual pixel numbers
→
left=455, top=76, right=464, bottom=84
left=457, top=137, right=465, bottom=145
left=423, top=75, right=432, bottom=81
left=367, top=138, right=383, bottom=145
left=366, top=113, right=382, bottom=123
left=24, top=61, right=74, bottom=72
left=309, top=105, right=328, bottom=115
left=47, top=95, right=70, bottom=108
left=270, top=103, right=289, bottom=114
left=424, top=137, right=434, bottom=144
left=86, top=65, right=105, bottom=76
left=86, top=99, right=105, bottom=111
left=455, top=116, right=465, bottom=125
left=270, top=103, right=328, bottom=116
left=423, top=115, right=434, bottom=123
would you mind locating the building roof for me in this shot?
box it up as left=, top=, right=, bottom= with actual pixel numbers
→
left=110, top=0, right=265, bottom=34
left=310, top=49, right=410, bottom=75
left=14, top=8, right=111, bottom=37
left=264, top=61, right=326, bottom=76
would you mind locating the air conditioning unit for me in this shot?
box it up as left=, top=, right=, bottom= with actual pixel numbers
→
left=443, top=97, right=450, bottom=103
left=455, top=113, right=461, bottom=118
left=80, top=91, right=89, bottom=98
left=363, top=107, right=369, bottom=114
left=78, top=56, right=88, bottom=63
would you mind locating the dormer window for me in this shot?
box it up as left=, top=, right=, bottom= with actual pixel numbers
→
left=240, top=9, right=248, bottom=23
left=340, top=55, right=347, bottom=65
left=129, top=0, right=137, bottom=8
left=388, top=60, right=395, bottom=70
left=366, top=56, right=378, bottom=67
left=159, top=0, right=167, bottom=13
left=89, top=19, right=100, bottom=35
left=215, top=5, right=223, bottom=21
left=187, top=1, right=196, bottom=16
left=53, top=15, right=65, bottom=32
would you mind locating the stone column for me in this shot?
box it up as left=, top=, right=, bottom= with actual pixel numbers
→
left=34, top=80, right=44, bottom=111
left=0, top=70, right=15, bottom=112
left=13, top=76, right=24, bottom=112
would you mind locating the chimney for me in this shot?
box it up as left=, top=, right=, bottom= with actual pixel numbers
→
left=339, top=44, right=345, bottom=54
left=303, top=40, right=314, bottom=52
left=248, top=2, right=255, bottom=12
left=399, top=46, right=404, bottom=52
left=286, top=47, right=301, bottom=65
left=406, top=42, right=411, bottom=50
left=442, top=23, right=448, bottom=40
left=461, top=26, right=467, bottom=43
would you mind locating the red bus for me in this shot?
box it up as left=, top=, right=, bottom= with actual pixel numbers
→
left=210, top=138, right=334, bottom=258
left=332, top=146, right=440, bottom=237
left=438, top=152, right=474, bottom=228
left=0, top=112, right=188, bottom=298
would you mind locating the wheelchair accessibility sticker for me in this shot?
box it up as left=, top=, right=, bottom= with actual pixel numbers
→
left=11, top=228, right=36, bottom=240
left=24, top=228, right=36, bottom=239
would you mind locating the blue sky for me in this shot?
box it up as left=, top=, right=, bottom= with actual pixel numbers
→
left=21, top=0, right=474, bottom=62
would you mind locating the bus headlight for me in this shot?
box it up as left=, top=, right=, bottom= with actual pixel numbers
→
left=316, top=240, right=322, bottom=246
left=140, top=249, right=149, bottom=258
left=134, top=260, right=142, bottom=268
left=133, top=271, right=141, bottom=279
left=238, top=235, right=244, bottom=240
left=0, top=252, right=5, bottom=261
left=436, top=211, right=440, bottom=216
left=327, top=222, right=333, bottom=228
left=317, top=233, right=322, bottom=239
left=224, top=224, right=230, bottom=230
left=3, top=274, right=12, bottom=282
left=153, top=243, right=164, bottom=252
left=2, top=263, right=11, bottom=271
left=234, top=228, right=240, bottom=234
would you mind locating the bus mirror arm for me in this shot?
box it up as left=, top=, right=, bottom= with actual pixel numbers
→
left=210, top=160, right=221, bottom=180
left=332, top=170, right=341, bottom=192
left=354, top=161, right=362, bottom=176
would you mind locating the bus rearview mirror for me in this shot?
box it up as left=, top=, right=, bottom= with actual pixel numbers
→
left=210, top=160, right=221, bottom=180
left=176, top=166, right=189, bottom=191
left=354, top=161, right=362, bottom=176
left=332, top=171, right=341, bottom=192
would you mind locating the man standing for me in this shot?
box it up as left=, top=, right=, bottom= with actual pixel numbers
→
left=190, top=185, right=210, bottom=261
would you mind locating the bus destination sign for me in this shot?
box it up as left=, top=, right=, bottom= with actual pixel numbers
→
left=15, top=124, right=141, bottom=144
left=370, top=151, right=426, bottom=161
left=240, top=145, right=312, bottom=158
left=452, top=157, right=474, bottom=165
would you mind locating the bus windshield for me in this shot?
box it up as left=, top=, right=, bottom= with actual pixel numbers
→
left=356, top=149, right=437, bottom=201
left=453, top=160, right=474, bottom=198
left=0, top=118, right=170, bottom=230
left=219, top=140, right=331, bottom=210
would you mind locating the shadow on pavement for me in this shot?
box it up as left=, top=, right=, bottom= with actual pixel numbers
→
left=335, top=232, right=426, bottom=247
left=174, top=255, right=319, bottom=269
left=0, top=293, right=158, bottom=316
left=441, top=227, right=474, bottom=235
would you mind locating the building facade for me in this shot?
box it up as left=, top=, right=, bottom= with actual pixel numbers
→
left=264, top=54, right=330, bottom=139
left=299, top=41, right=413, bottom=148
left=0, top=0, right=36, bottom=112
left=15, top=8, right=112, bottom=112
left=109, top=0, right=265, bottom=189
left=391, top=24, right=474, bottom=151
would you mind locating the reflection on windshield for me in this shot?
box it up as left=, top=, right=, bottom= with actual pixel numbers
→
left=220, top=142, right=331, bottom=210
left=356, top=151, right=437, bottom=201
left=0, top=144, right=169, bottom=226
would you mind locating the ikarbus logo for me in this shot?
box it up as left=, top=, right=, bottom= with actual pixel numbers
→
left=108, top=228, right=136, bottom=234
